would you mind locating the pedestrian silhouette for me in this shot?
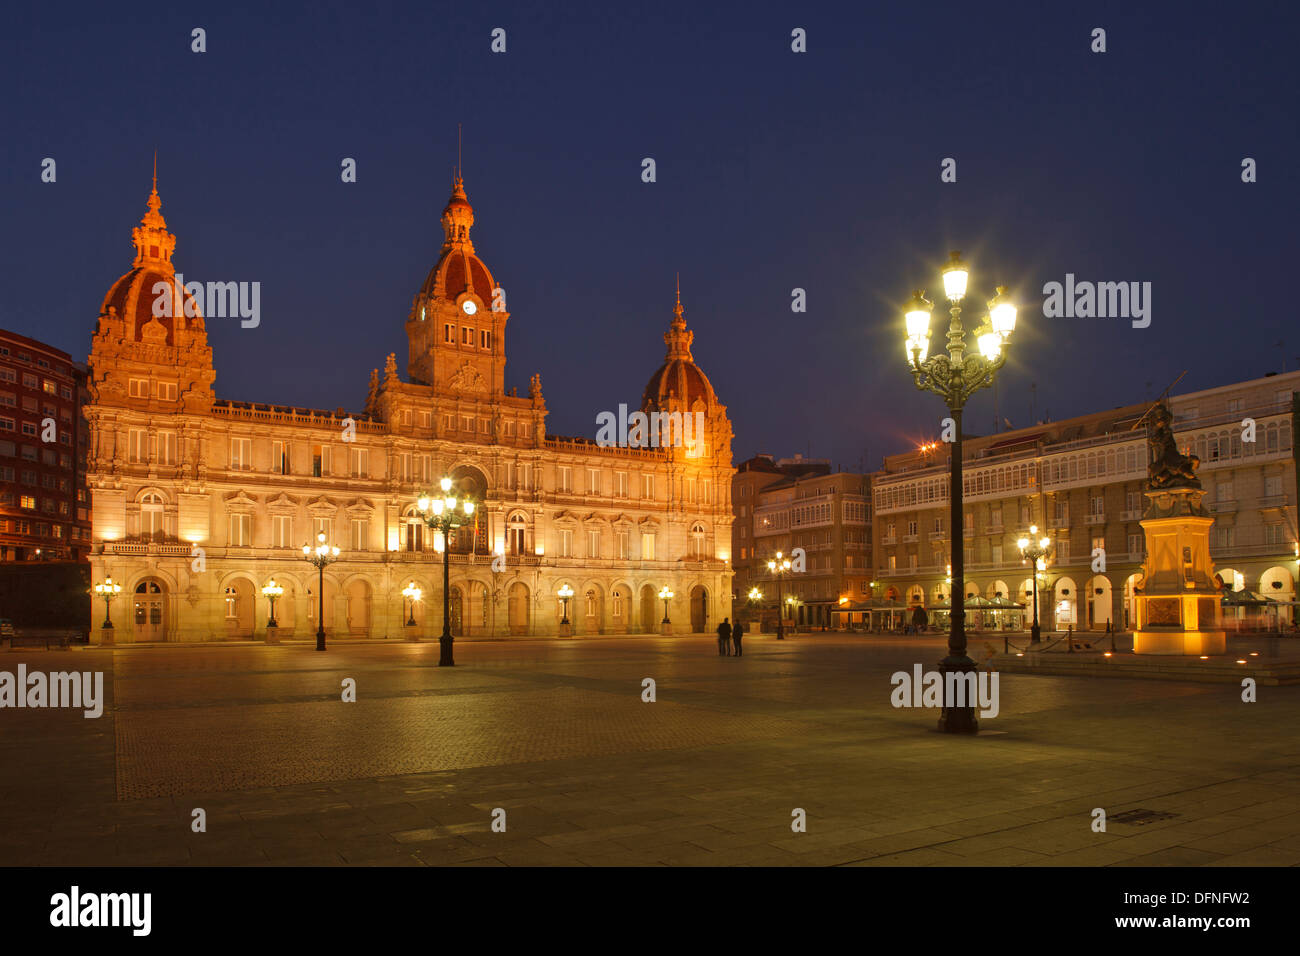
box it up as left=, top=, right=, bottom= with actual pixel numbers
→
left=732, top=620, right=744, bottom=656
left=717, top=618, right=732, bottom=656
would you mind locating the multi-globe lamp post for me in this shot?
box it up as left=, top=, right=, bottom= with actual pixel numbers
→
left=402, top=581, right=422, bottom=627
left=903, top=251, right=1018, bottom=733
left=262, top=579, right=284, bottom=643
left=417, top=477, right=476, bottom=667
left=658, top=586, right=673, bottom=634
left=747, top=586, right=763, bottom=632
left=94, top=577, right=121, bottom=637
left=302, top=532, right=340, bottom=652
left=1017, top=526, right=1052, bottom=644
left=767, top=551, right=792, bottom=639
left=557, top=583, right=574, bottom=637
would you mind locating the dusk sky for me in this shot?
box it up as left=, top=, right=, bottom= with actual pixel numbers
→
left=3, top=0, right=1296, bottom=470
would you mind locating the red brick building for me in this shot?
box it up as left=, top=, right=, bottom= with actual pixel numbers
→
left=0, top=330, right=92, bottom=561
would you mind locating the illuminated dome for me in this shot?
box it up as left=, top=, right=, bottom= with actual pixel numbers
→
left=418, top=174, right=497, bottom=305
left=97, top=176, right=203, bottom=346
left=642, top=283, right=718, bottom=411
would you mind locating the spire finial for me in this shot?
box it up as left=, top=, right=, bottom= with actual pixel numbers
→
left=152, top=150, right=157, bottom=192
left=672, top=274, right=685, bottom=326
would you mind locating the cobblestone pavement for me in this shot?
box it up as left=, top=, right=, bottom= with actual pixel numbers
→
left=2, top=634, right=1298, bottom=866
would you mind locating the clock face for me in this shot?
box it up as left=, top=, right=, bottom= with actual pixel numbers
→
left=462, top=300, right=477, bottom=315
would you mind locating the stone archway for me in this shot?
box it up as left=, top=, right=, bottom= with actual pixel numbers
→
left=1086, top=575, right=1112, bottom=629
left=581, top=585, right=603, bottom=635
left=222, top=578, right=255, bottom=639
left=609, top=584, right=631, bottom=634
left=639, top=584, right=658, bottom=633
left=508, top=581, right=529, bottom=635
left=346, top=579, right=371, bottom=636
left=690, top=584, right=708, bottom=633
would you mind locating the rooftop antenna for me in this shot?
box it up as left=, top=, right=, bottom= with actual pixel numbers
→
left=152, top=149, right=157, bottom=191
left=457, top=123, right=463, bottom=180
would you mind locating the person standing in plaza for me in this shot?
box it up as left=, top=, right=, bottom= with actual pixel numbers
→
left=717, top=618, right=731, bottom=655
left=732, top=619, right=744, bottom=656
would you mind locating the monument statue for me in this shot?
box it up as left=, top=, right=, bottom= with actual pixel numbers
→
left=1146, top=403, right=1201, bottom=490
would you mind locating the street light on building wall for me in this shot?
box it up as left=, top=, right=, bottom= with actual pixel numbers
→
left=767, top=551, right=792, bottom=640
left=94, top=577, right=121, bottom=634
left=902, top=250, right=1018, bottom=733
left=417, top=477, right=475, bottom=666
left=302, top=532, right=340, bottom=652
left=1017, top=526, right=1052, bottom=643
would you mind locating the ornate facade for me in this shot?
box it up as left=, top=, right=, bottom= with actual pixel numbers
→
left=85, top=172, right=734, bottom=642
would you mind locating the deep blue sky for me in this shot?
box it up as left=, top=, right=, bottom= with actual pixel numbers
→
left=3, top=1, right=1296, bottom=471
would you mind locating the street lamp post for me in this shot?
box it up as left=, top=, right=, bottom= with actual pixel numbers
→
left=302, top=532, right=340, bottom=651
left=557, top=583, right=574, bottom=637
left=658, top=586, right=674, bottom=634
left=402, top=581, right=422, bottom=628
left=262, top=579, right=284, bottom=644
left=416, top=477, right=476, bottom=666
left=903, top=251, right=1018, bottom=733
left=747, top=586, right=763, bottom=633
left=93, top=577, right=121, bottom=641
left=1017, top=526, right=1052, bottom=643
left=767, top=551, right=792, bottom=639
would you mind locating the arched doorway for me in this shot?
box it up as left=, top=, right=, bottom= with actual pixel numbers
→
left=639, top=584, right=658, bottom=633
left=582, top=586, right=602, bottom=635
left=223, top=580, right=254, bottom=639
left=346, top=579, right=371, bottom=636
left=1123, top=573, right=1141, bottom=629
left=1260, top=566, right=1296, bottom=627
left=271, top=580, right=297, bottom=633
left=448, top=586, right=464, bottom=636
left=1086, top=575, right=1112, bottom=629
left=690, top=585, right=708, bottom=632
left=610, top=585, right=630, bottom=633
left=1053, top=576, right=1077, bottom=627
left=507, top=582, right=529, bottom=636
left=133, top=579, right=166, bottom=641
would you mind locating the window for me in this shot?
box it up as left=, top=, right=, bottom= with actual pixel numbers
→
left=19, top=494, right=35, bottom=509
left=617, top=530, right=630, bottom=559
left=641, top=532, right=656, bottom=561
left=479, top=330, right=492, bottom=350
left=129, top=429, right=149, bottom=463
left=444, top=323, right=455, bottom=344
left=1089, top=495, right=1104, bottom=517
left=349, top=447, right=368, bottom=478
left=225, top=587, right=239, bottom=619
left=230, top=438, right=253, bottom=471
left=141, top=493, right=164, bottom=540
left=1264, top=524, right=1285, bottom=546
left=1216, top=481, right=1233, bottom=503
left=313, top=516, right=334, bottom=543
left=312, top=444, right=331, bottom=477
left=689, top=523, right=706, bottom=559
left=228, top=512, right=252, bottom=546
left=991, top=543, right=1002, bottom=565
left=587, top=468, right=600, bottom=495
left=642, top=474, right=655, bottom=499
left=1215, top=527, right=1235, bottom=549
left=272, top=440, right=289, bottom=475
left=1266, top=475, right=1282, bottom=497
left=157, top=431, right=176, bottom=465
left=587, top=529, right=600, bottom=558
left=404, top=514, right=425, bottom=552
left=351, top=517, right=369, bottom=550
left=462, top=327, right=474, bottom=345
left=560, top=528, right=574, bottom=557
left=157, top=382, right=177, bottom=401
left=507, top=513, right=526, bottom=554
left=615, top=472, right=628, bottom=498
left=1127, top=533, right=1143, bottom=556
left=20, top=422, right=36, bottom=436
left=1056, top=538, right=1070, bottom=563
left=272, top=515, right=293, bottom=548
left=128, top=378, right=149, bottom=399
left=559, top=466, right=572, bottom=493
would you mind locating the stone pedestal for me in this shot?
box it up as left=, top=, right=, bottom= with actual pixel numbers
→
left=660, top=621, right=673, bottom=635
left=264, top=623, right=280, bottom=645
left=558, top=621, right=572, bottom=638
left=1133, top=487, right=1226, bottom=655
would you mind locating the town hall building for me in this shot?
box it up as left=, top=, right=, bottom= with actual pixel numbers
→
left=84, top=169, right=735, bottom=642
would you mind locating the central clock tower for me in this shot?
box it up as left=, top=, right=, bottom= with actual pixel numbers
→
left=405, top=173, right=509, bottom=396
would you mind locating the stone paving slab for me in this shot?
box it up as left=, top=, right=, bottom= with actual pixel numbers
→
left=3, top=636, right=1300, bottom=866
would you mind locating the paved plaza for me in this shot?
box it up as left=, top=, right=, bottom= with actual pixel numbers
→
left=2, top=633, right=1299, bottom=866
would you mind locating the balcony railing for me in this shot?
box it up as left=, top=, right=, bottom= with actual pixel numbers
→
left=1087, top=512, right=1105, bottom=524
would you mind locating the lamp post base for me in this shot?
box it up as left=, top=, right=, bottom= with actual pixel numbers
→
left=558, top=621, right=572, bottom=638
left=659, top=621, right=672, bottom=635
left=265, top=623, right=279, bottom=645
left=316, top=628, right=326, bottom=652
left=1030, top=623, right=1041, bottom=643
left=936, top=653, right=980, bottom=734
left=439, top=634, right=455, bottom=666
left=99, top=626, right=115, bottom=646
